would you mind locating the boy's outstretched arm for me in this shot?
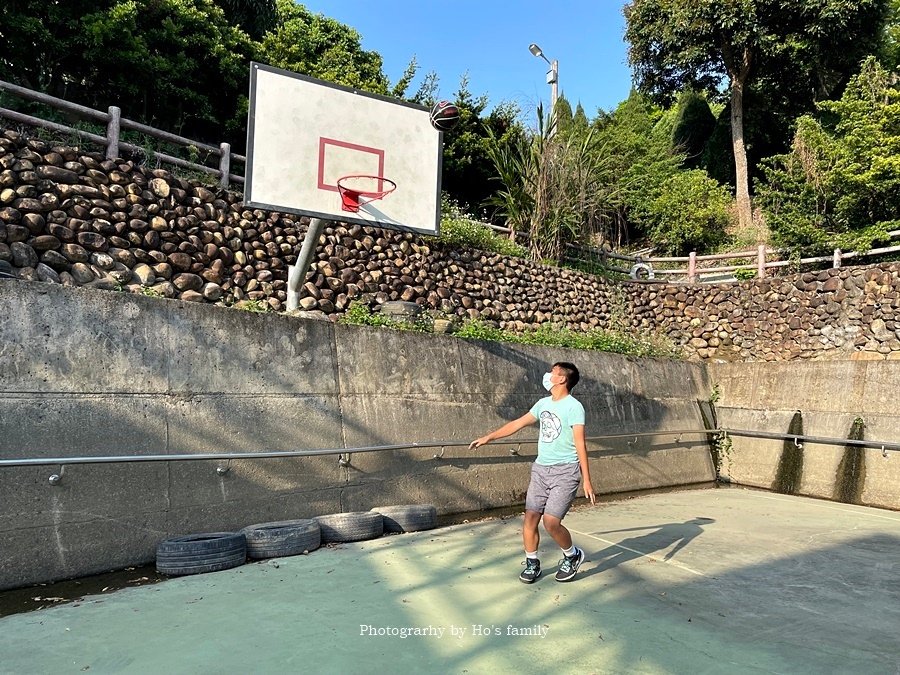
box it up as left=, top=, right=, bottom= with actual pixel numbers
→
left=574, top=424, right=596, bottom=504
left=469, top=413, right=537, bottom=449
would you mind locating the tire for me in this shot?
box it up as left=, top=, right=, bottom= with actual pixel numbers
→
left=156, top=532, right=246, bottom=576
left=315, top=512, right=384, bottom=543
left=241, top=519, right=321, bottom=559
left=629, top=262, right=655, bottom=280
left=371, top=505, right=437, bottom=533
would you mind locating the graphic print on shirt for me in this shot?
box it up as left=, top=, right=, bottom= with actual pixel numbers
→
left=539, top=410, right=562, bottom=443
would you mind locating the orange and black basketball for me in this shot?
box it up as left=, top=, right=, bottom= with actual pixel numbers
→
left=429, top=100, right=460, bottom=132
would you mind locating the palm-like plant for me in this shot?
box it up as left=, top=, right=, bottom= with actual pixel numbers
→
left=486, top=105, right=619, bottom=262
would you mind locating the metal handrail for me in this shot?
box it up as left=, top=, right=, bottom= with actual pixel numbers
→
left=721, top=428, right=899, bottom=453
left=0, top=429, right=714, bottom=468
left=4, top=427, right=895, bottom=469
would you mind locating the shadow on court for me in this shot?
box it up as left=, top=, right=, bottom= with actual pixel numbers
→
left=578, top=517, right=716, bottom=579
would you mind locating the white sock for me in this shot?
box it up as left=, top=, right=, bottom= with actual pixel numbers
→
left=525, top=550, right=539, bottom=560
left=562, top=545, right=577, bottom=557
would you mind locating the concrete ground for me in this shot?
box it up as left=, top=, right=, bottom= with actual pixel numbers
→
left=1, top=487, right=899, bottom=675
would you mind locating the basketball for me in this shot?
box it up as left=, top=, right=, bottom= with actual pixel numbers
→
left=430, top=100, right=460, bottom=132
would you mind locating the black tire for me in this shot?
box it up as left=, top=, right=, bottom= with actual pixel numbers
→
left=315, top=512, right=384, bottom=543
left=241, top=519, right=321, bottom=559
left=156, top=532, right=246, bottom=576
left=371, top=505, right=438, bottom=533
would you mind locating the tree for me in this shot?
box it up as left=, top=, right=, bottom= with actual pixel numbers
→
left=572, top=103, right=590, bottom=136
left=214, top=0, right=277, bottom=39
left=0, top=1, right=257, bottom=146
left=440, top=75, right=522, bottom=217
left=878, top=0, right=900, bottom=70
left=624, top=0, right=890, bottom=231
left=82, top=1, right=256, bottom=138
left=671, top=90, right=716, bottom=169
left=592, top=90, right=687, bottom=246
left=555, top=96, right=574, bottom=134
left=258, top=0, right=389, bottom=94
left=758, top=58, right=900, bottom=252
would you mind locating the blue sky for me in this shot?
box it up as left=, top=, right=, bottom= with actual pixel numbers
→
left=298, top=1, right=635, bottom=121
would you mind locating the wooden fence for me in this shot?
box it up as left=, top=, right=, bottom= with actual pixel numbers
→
left=0, top=79, right=244, bottom=188
left=492, top=221, right=900, bottom=284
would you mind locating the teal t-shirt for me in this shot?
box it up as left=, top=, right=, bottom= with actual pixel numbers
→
left=528, top=394, right=585, bottom=465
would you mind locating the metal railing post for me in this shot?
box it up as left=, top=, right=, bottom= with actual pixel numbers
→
left=106, top=106, right=121, bottom=160
left=219, top=142, right=231, bottom=189
left=757, top=244, right=766, bottom=278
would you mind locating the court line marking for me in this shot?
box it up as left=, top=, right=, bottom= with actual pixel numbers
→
left=567, top=527, right=707, bottom=577
left=749, top=493, right=900, bottom=524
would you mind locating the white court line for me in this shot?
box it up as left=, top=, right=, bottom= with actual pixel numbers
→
left=567, top=527, right=707, bottom=577
left=750, top=493, right=900, bottom=524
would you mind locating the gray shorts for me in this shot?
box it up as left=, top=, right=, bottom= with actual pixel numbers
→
left=525, top=462, right=582, bottom=519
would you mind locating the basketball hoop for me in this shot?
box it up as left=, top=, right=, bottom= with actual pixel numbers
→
left=336, top=174, right=397, bottom=212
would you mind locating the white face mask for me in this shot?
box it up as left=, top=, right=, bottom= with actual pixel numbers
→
left=542, top=372, right=555, bottom=391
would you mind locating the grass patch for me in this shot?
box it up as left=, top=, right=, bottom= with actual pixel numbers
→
left=455, top=320, right=679, bottom=358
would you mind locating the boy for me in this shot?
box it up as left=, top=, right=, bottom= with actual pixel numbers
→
left=469, top=362, right=595, bottom=583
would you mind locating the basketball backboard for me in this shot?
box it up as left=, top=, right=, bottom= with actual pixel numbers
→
left=245, top=62, right=442, bottom=236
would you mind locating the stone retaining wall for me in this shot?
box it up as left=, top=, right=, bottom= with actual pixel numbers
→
left=0, top=130, right=621, bottom=331
left=5, top=128, right=900, bottom=362
left=631, top=266, right=900, bottom=362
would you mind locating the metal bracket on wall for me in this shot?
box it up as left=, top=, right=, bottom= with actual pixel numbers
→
left=216, top=460, right=231, bottom=476
left=509, top=443, right=521, bottom=456
left=48, top=465, right=65, bottom=485
left=432, top=446, right=445, bottom=459
left=338, top=453, right=351, bottom=467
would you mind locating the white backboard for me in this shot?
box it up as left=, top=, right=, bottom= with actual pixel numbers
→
left=245, top=62, right=442, bottom=235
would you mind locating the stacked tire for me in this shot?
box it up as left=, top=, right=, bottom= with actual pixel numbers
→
left=372, top=505, right=437, bottom=533
left=241, top=519, right=321, bottom=559
left=156, top=532, right=246, bottom=576
left=315, top=512, right=384, bottom=543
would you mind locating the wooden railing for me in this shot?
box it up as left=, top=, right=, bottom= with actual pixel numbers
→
left=566, top=233, right=900, bottom=283
left=492, top=220, right=900, bottom=284
left=0, top=79, right=244, bottom=188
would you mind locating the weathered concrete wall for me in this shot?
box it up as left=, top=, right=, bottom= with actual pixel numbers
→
left=709, top=361, right=900, bottom=509
left=0, top=281, right=714, bottom=589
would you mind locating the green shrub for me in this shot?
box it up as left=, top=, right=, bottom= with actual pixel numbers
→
left=235, top=299, right=269, bottom=313
left=439, top=196, right=527, bottom=258
left=340, top=302, right=433, bottom=333
left=643, top=169, right=733, bottom=255
left=455, top=320, right=679, bottom=359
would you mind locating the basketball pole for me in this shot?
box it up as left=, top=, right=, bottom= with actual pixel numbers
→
left=286, top=217, right=326, bottom=312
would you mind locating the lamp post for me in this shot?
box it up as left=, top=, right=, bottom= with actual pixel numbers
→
left=528, top=42, right=558, bottom=125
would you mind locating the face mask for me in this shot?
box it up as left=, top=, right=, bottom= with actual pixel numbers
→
left=542, top=372, right=555, bottom=391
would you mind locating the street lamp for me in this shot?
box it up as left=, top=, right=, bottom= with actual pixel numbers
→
left=528, top=42, right=558, bottom=122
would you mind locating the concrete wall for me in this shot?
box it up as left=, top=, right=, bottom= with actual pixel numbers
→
left=0, top=281, right=714, bottom=589
left=709, top=361, right=900, bottom=509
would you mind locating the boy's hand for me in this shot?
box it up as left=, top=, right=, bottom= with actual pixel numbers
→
left=584, top=481, right=596, bottom=505
left=469, top=436, right=490, bottom=450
